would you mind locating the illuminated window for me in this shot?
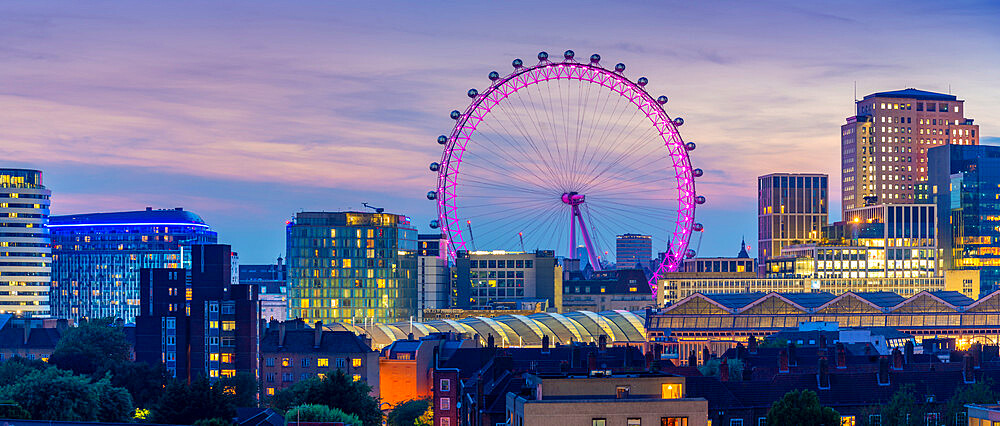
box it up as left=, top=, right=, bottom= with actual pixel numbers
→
left=352, top=358, right=362, bottom=368
left=661, top=383, right=682, bottom=399
left=210, top=321, right=219, bottom=329
left=222, top=321, right=236, bottom=331
left=221, top=370, right=236, bottom=378
left=352, top=374, right=361, bottom=382
left=209, top=370, right=219, bottom=378
left=282, top=358, right=291, bottom=367
left=318, top=358, right=329, bottom=367
left=592, top=420, right=606, bottom=426
left=266, top=388, right=275, bottom=396
left=210, top=353, right=220, bottom=361
left=221, top=353, right=233, bottom=363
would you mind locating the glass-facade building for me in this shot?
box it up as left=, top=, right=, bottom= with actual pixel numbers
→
left=757, top=174, right=829, bottom=270
left=615, top=234, right=652, bottom=269
left=286, top=211, right=417, bottom=324
left=49, top=208, right=218, bottom=322
left=0, top=169, right=51, bottom=317
left=929, top=144, right=1000, bottom=292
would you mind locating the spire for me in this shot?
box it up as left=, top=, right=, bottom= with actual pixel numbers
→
left=737, top=236, right=750, bottom=258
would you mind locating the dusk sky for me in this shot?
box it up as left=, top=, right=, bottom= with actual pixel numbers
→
left=2, top=1, right=999, bottom=263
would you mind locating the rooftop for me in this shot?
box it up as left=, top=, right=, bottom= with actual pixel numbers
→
left=863, top=88, right=958, bottom=101
left=49, top=207, right=210, bottom=227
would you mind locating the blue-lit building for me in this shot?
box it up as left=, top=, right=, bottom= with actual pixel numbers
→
left=929, top=144, right=1000, bottom=292
left=0, top=169, right=51, bottom=318
left=49, top=207, right=218, bottom=322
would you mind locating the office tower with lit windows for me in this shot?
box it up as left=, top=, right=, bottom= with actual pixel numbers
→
left=757, top=173, right=829, bottom=269
left=841, top=89, right=979, bottom=213
left=929, top=144, right=1000, bottom=292
left=452, top=250, right=559, bottom=310
left=615, top=234, right=652, bottom=270
left=286, top=211, right=417, bottom=325
left=136, top=244, right=259, bottom=382
left=417, top=233, right=449, bottom=317
left=48, top=207, right=218, bottom=322
left=0, top=169, right=51, bottom=317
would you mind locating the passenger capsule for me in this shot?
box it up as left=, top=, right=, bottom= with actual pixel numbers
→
left=590, top=54, right=601, bottom=63
left=488, top=71, right=500, bottom=81
left=429, top=220, right=439, bottom=229
left=564, top=50, right=575, bottom=60
left=685, top=142, right=696, bottom=151
left=429, top=162, right=440, bottom=172
left=537, top=51, right=549, bottom=61
left=673, top=117, right=685, bottom=126
left=614, top=63, right=626, bottom=73
left=692, top=168, right=703, bottom=177
left=695, top=195, right=706, bottom=204
left=657, top=95, right=669, bottom=105
left=426, top=191, right=437, bottom=200
left=693, top=223, right=704, bottom=232
left=685, top=249, right=697, bottom=259
left=450, top=110, right=461, bottom=120
left=437, top=135, right=448, bottom=145
left=512, top=58, right=523, bottom=68
left=637, top=77, right=648, bottom=87
left=467, top=89, right=478, bottom=98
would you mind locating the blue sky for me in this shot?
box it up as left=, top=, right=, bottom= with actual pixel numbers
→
left=1, top=1, right=998, bottom=263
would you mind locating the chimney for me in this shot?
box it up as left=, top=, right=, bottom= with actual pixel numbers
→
left=748, top=335, right=758, bottom=354
left=688, top=350, right=697, bottom=367
left=487, top=333, right=495, bottom=348
left=587, top=351, right=597, bottom=372
left=834, top=343, right=845, bottom=369
left=904, top=340, right=914, bottom=364
left=279, top=322, right=287, bottom=348
left=719, top=357, right=729, bottom=382
left=314, top=321, right=323, bottom=349
left=542, top=335, right=550, bottom=354
left=972, top=343, right=982, bottom=369
left=645, top=349, right=654, bottom=370
left=964, top=354, right=975, bottom=384
left=892, top=348, right=903, bottom=370
left=736, top=342, right=746, bottom=360
left=877, top=357, right=890, bottom=386
left=702, top=347, right=710, bottom=366
left=779, top=349, right=789, bottom=373
left=819, top=334, right=827, bottom=349
left=572, top=345, right=582, bottom=369
left=817, top=356, right=830, bottom=390
left=22, top=324, right=30, bottom=345
left=598, top=334, right=607, bottom=352
left=788, top=342, right=798, bottom=367
left=408, top=333, right=415, bottom=340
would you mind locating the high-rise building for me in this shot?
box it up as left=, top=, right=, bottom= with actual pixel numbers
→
left=928, top=144, right=1000, bottom=292
left=757, top=173, right=828, bottom=269
left=452, top=250, right=560, bottom=310
left=239, top=258, right=287, bottom=321
left=0, top=169, right=51, bottom=318
left=285, top=211, right=417, bottom=325
left=615, top=233, right=652, bottom=270
left=49, top=207, right=218, bottom=322
left=841, top=88, right=980, bottom=212
left=416, top=234, right=449, bottom=318
left=135, top=244, right=259, bottom=382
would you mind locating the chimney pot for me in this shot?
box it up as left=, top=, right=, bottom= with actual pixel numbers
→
left=719, top=357, right=729, bottom=382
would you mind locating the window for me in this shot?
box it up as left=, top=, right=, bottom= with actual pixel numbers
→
left=301, top=358, right=310, bottom=367
left=266, top=357, right=275, bottom=367
left=440, top=379, right=450, bottom=392
left=266, top=387, right=274, bottom=396
left=617, top=386, right=630, bottom=399
left=439, top=397, right=450, bottom=411
left=628, top=419, right=641, bottom=426
left=318, top=358, right=329, bottom=367
left=440, top=419, right=450, bottom=426
left=592, top=420, right=606, bottom=426
left=757, top=418, right=766, bottom=426
left=661, top=383, right=682, bottom=399
left=282, top=373, right=293, bottom=382
left=336, top=358, right=346, bottom=368
left=266, top=373, right=275, bottom=382
left=730, top=420, right=743, bottom=426
left=352, top=358, right=362, bottom=367
left=661, top=418, right=687, bottom=426
left=840, top=416, right=855, bottom=426
left=352, top=374, right=361, bottom=382
left=282, top=358, right=291, bottom=367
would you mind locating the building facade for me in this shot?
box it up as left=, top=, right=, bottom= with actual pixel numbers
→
left=135, top=244, right=259, bottom=382
left=49, top=208, right=218, bottom=322
left=658, top=276, right=968, bottom=304
left=757, top=173, right=828, bottom=269
left=286, top=211, right=417, bottom=325
left=451, top=250, right=560, bottom=310
left=616, top=234, right=652, bottom=270
left=239, top=258, right=288, bottom=321
left=928, top=144, right=1000, bottom=293
left=417, top=234, right=449, bottom=318
left=841, top=88, right=980, bottom=211
left=562, top=268, right=654, bottom=312
left=0, top=169, right=51, bottom=318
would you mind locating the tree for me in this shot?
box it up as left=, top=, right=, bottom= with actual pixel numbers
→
left=0, top=367, right=98, bottom=421
left=285, top=404, right=361, bottom=425
left=386, top=399, right=430, bottom=426
left=944, top=379, right=996, bottom=426
left=49, top=317, right=131, bottom=376
left=415, top=405, right=433, bottom=426
left=218, top=372, right=260, bottom=409
left=106, top=361, right=170, bottom=408
left=194, top=418, right=235, bottom=426
left=151, top=378, right=236, bottom=425
left=766, top=389, right=841, bottom=426
left=0, top=356, right=47, bottom=387
left=0, top=400, right=31, bottom=420
left=94, top=376, right=135, bottom=422
left=697, top=358, right=744, bottom=381
left=273, top=369, right=382, bottom=426
left=881, top=384, right=924, bottom=426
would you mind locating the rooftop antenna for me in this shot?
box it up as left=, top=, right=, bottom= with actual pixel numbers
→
left=854, top=81, right=857, bottom=102
left=362, top=202, right=384, bottom=213
left=466, top=220, right=476, bottom=251
left=518, top=232, right=525, bottom=252
left=948, top=84, right=951, bottom=95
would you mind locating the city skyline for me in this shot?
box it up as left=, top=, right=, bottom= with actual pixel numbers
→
left=2, top=1, right=999, bottom=263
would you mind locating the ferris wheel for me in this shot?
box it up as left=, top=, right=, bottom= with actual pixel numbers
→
left=427, top=50, right=705, bottom=294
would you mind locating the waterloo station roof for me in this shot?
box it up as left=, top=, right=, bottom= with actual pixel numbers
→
left=327, top=309, right=647, bottom=349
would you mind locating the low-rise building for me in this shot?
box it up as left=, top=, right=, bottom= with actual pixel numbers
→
left=562, top=268, right=654, bottom=312
left=452, top=250, right=561, bottom=310
left=259, top=319, right=378, bottom=398
left=379, top=332, right=474, bottom=408
left=239, top=258, right=288, bottom=321
left=0, top=315, right=67, bottom=362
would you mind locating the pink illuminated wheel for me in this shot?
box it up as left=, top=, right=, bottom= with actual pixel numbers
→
left=427, top=50, right=704, bottom=296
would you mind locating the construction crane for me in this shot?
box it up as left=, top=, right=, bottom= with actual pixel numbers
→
left=362, top=203, right=384, bottom=214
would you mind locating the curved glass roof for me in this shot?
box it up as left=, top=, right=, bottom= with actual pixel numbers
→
left=344, top=310, right=647, bottom=348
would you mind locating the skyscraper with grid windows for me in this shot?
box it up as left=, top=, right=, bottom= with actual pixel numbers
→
left=757, top=173, right=829, bottom=270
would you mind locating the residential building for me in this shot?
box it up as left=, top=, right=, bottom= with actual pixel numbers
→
left=239, top=258, right=288, bottom=321
left=562, top=268, right=654, bottom=312
left=0, top=315, right=69, bottom=362
left=286, top=211, right=417, bottom=325
left=135, top=244, right=259, bottom=382
left=928, top=144, right=1000, bottom=293
left=259, top=319, right=378, bottom=398
left=841, top=88, right=980, bottom=211
left=417, top=233, right=449, bottom=318
left=0, top=168, right=51, bottom=318
left=451, top=250, right=560, bottom=310
left=379, top=332, right=474, bottom=407
left=507, top=373, right=708, bottom=426
left=757, top=173, right=828, bottom=269
left=616, top=234, right=652, bottom=270
left=49, top=207, right=218, bottom=322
